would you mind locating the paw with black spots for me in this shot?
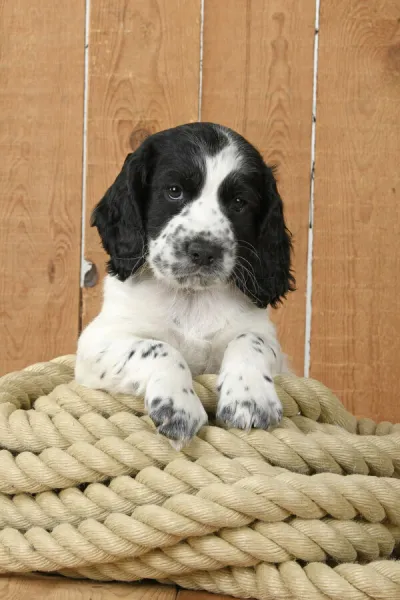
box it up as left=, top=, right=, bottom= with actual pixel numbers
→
left=216, top=366, right=282, bottom=430
left=146, top=388, right=208, bottom=450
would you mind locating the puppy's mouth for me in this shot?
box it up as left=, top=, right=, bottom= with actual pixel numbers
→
left=156, top=263, right=229, bottom=289
left=175, top=267, right=227, bottom=289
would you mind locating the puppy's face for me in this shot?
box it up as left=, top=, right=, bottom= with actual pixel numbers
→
left=92, top=123, right=294, bottom=307
left=147, top=135, right=244, bottom=289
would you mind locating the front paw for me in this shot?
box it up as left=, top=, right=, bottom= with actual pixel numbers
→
left=146, top=389, right=208, bottom=449
left=216, top=366, right=282, bottom=430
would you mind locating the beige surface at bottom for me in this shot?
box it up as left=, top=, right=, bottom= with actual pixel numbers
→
left=0, top=577, right=235, bottom=600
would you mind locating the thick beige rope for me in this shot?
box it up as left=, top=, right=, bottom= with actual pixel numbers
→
left=1, top=370, right=400, bottom=495
left=0, top=467, right=399, bottom=573
left=0, top=512, right=398, bottom=574
left=1, top=456, right=399, bottom=530
left=0, top=498, right=398, bottom=573
left=171, top=561, right=400, bottom=600
left=1, top=413, right=400, bottom=495
left=3, top=419, right=400, bottom=490
left=2, top=357, right=399, bottom=434
left=58, top=560, right=400, bottom=600
left=0, top=356, right=400, bottom=600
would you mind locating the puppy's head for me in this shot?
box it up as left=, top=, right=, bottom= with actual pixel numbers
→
left=91, top=123, right=295, bottom=308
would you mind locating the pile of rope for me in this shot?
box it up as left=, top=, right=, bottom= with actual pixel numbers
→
left=0, top=356, right=399, bottom=599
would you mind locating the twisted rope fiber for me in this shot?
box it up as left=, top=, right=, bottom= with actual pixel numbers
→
left=0, top=358, right=400, bottom=599
left=1, top=456, right=400, bottom=530
left=0, top=465, right=399, bottom=571
left=1, top=368, right=400, bottom=496
left=1, top=417, right=400, bottom=495
left=1, top=410, right=400, bottom=495
left=0, top=505, right=398, bottom=571
left=59, top=561, right=400, bottom=600
left=2, top=356, right=399, bottom=435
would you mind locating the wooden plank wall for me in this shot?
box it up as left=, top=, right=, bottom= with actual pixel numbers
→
left=0, top=0, right=85, bottom=373
left=1, top=0, right=400, bottom=422
left=311, top=0, right=400, bottom=421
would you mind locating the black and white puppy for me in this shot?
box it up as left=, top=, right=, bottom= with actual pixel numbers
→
left=76, top=122, right=295, bottom=448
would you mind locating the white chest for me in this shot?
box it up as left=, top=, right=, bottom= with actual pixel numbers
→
left=166, top=291, right=231, bottom=375
left=102, top=274, right=254, bottom=376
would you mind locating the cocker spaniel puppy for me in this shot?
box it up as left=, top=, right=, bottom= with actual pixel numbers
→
left=76, top=123, right=295, bottom=448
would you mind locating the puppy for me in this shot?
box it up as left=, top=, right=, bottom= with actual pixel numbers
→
left=76, top=122, right=295, bottom=448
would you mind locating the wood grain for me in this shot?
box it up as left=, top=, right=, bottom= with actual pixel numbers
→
left=201, top=0, right=316, bottom=374
left=0, top=577, right=238, bottom=600
left=311, top=0, right=400, bottom=421
left=0, top=577, right=178, bottom=600
left=0, top=0, right=84, bottom=374
left=178, top=592, right=234, bottom=600
left=82, top=0, right=201, bottom=327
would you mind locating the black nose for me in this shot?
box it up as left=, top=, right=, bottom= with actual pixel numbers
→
left=187, top=239, right=223, bottom=266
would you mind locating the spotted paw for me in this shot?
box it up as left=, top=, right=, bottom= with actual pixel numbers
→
left=146, top=386, right=208, bottom=449
left=216, top=366, right=282, bottom=430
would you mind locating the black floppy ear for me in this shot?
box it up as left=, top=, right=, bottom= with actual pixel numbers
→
left=91, top=148, right=149, bottom=280
left=240, top=168, right=295, bottom=308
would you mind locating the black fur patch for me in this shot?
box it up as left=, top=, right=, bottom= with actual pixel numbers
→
left=141, top=343, right=163, bottom=359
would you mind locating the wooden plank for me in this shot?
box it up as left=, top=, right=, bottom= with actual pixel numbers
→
left=311, top=0, right=400, bottom=421
left=178, top=592, right=234, bottom=600
left=0, top=1, right=84, bottom=374
left=201, top=0, right=316, bottom=374
left=0, top=577, right=178, bottom=600
left=82, top=0, right=201, bottom=327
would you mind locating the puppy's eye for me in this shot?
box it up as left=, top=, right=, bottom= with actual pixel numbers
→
left=232, top=198, right=247, bottom=213
left=167, top=185, right=184, bottom=201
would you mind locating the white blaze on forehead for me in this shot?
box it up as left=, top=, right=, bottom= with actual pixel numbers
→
left=188, top=143, right=242, bottom=226
left=203, top=144, right=242, bottom=201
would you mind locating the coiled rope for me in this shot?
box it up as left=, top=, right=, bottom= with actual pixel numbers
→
left=0, top=356, right=399, bottom=599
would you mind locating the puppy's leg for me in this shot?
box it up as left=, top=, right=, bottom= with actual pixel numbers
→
left=216, top=333, right=282, bottom=430
left=76, top=336, right=207, bottom=448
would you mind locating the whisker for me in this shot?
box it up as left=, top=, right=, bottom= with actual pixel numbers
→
left=235, top=273, right=258, bottom=303
left=232, top=264, right=245, bottom=291
left=113, top=242, right=149, bottom=262
left=233, top=262, right=260, bottom=303
left=236, top=257, right=259, bottom=292
left=236, top=240, right=261, bottom=264
left=236, top=253, right=257, bottom=274
left=237, top=239, right=259, bottom=253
